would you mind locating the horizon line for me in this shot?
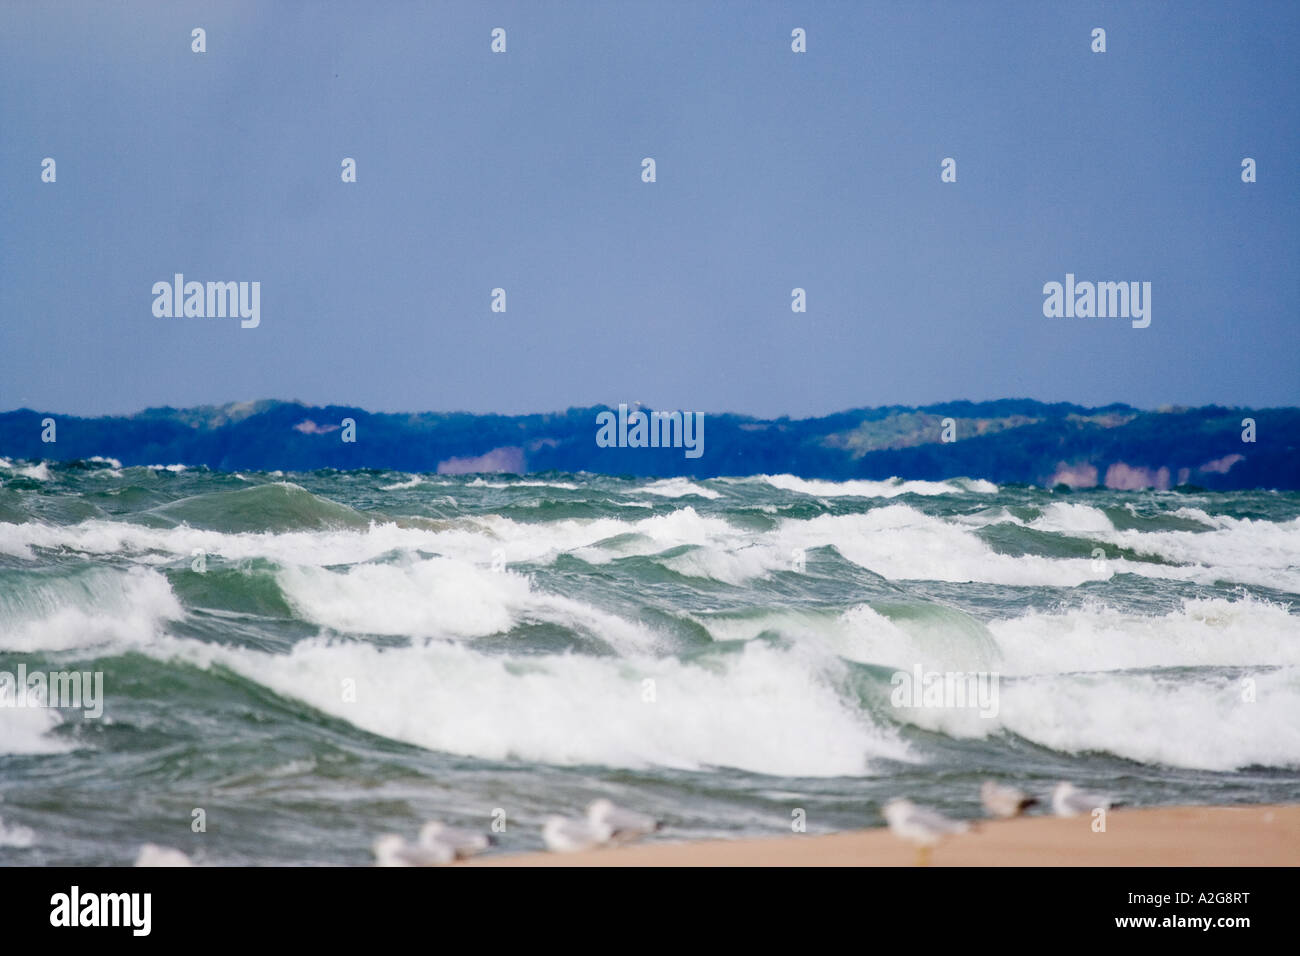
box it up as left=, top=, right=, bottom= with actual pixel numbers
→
left=2, top=397, right=1293, bottom=422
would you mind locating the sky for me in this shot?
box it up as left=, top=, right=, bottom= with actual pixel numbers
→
left=1, top=0, right=1297, bottom=419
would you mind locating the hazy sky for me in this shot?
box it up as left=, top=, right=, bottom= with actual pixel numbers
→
left=2, top=1, right=1297, bottom=418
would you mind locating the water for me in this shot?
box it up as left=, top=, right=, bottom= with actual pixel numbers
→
left=1, top=458, right=1297, bottom=865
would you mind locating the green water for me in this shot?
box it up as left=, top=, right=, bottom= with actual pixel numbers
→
left=1, top=460, right=1297, bottom=864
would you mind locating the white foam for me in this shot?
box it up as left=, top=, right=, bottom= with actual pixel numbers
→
left=4, top=491, right=1295, bottom=617
left=658, top=543, right=785, bottom=585
left=777, top=507, right=1105, bottom=586
left=951, top=506, right=1026, bottom=529
left=1028, top=502, right=1115, bottom=535
left=0, top=705, right=71, bottom=756
left=0, top=816, right=36, bottom=848
left=0, top=502, right=1122, bottom=591
left=0, top=506, right=740, bottom=580
left=1027, top=508, right=1300, bottom=591
left=1168, top=506, right=1221, bottom=528
left=278, top=558, right=524, bottom=639
left=987, top=595, right=1300, bottom=675
left=994, top=670, right=1299, bottom=771
left=0, top=566, right=182, bottom=653
left=639, top=478, right=721, bottom=499
left=468, top=478, right=580, bottom=490
left=0, top=517, right=431, bottom=566
left=4, top=461, right=52, bottom=481
left=204, top=638, right=911, bottom=777
left=277, top=556, right=663, bottom=653
left=883, top=594, right=1300, bottom=769
left=752, top=474, right=997, bottom=498
left=700, top=602, right=1000, bottom=673
left=701, top=603, right=925, bottom=664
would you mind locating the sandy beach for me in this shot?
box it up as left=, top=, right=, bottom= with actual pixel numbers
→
left=463, top=805, right=1300, bottom=866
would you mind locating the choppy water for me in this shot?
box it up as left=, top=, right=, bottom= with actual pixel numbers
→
left=1, top=457, right=1298, bottom=864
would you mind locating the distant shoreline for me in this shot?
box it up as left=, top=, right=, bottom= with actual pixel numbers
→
left=460, top=805, right=1299, bottom=867
left=2, top=399, right=1297, bottom=489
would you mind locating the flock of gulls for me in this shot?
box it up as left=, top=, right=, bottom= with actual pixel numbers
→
left=365, top=779, right=1116, bottom=866
left=884, top=780, right=1117, bottom=865
left=373, top=798, right=662, bottom=865
left=133, top=781, right=1115, bottom=866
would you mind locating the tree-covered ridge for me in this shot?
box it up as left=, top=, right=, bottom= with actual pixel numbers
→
left=1, top=400, right=1295, bottom=490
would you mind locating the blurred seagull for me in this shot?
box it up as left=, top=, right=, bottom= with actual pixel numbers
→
left=542, top=815, right=612, bottom=853
left=980, top=781, right=1039, bottom=819
left=586, top=798, right=661, bottom=844
left=372, top=833, right=454, bottom=867
left=134, top=844, right=193, bottom=867
left=882, top=798, right=971, bottom=866
left=1052, top=782, right=1117, bottom=818
left=418, top=821, right=494, bottom=860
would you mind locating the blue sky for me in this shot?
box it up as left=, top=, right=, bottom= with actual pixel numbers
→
left=2, top=1, right=1297, bottom=418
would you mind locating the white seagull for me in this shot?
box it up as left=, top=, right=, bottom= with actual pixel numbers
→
left=418, top=821, right=493, bottom=860
left=541, top=815, right=613, bottom=853
left=372, top=833, right=454, bottom=867
left=586, top=799, right=661, bottom=845
left=1051, top=782, right=1117, bottom=818
left=882, top=798, right=971, bottom=866
left=980, top=781, right=1039, bottom=819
